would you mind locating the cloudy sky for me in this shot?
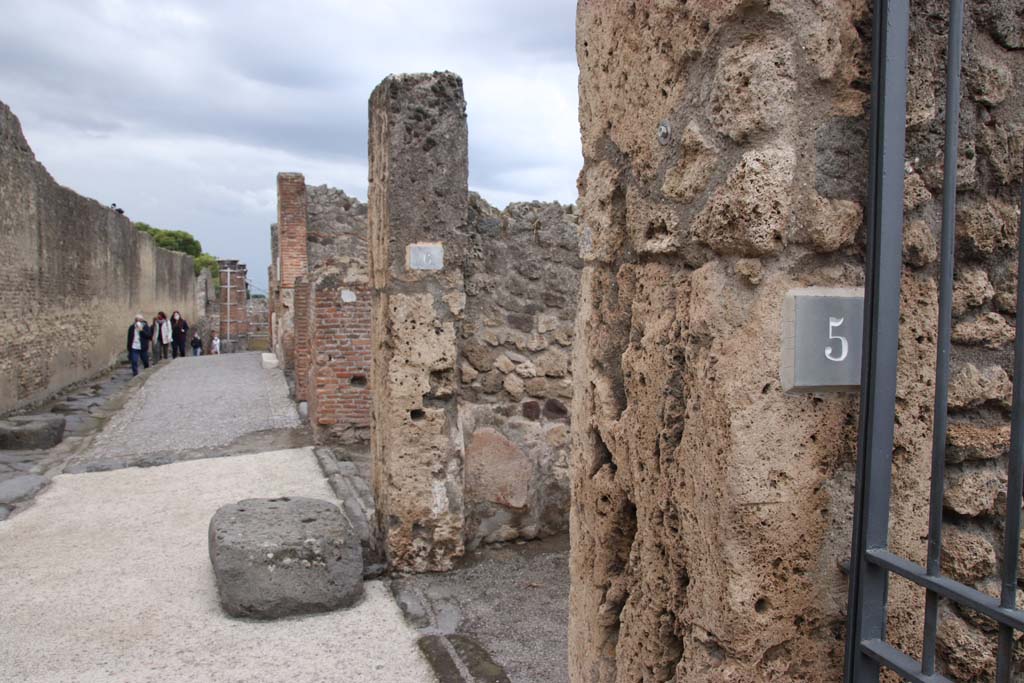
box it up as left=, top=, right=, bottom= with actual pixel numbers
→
left=0, top=0, right=580, bottom=291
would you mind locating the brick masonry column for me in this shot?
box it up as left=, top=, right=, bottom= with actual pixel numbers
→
left=275, top=173, right=309, bottom=371
left=368, top=72, right=469, bottom=573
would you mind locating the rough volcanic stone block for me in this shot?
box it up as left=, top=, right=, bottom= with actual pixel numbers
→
left=208, top=497, right=363, bottom=619
left=0, top=415, right=66, bottom=450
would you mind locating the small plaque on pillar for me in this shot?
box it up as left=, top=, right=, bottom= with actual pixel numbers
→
left=781, top=287, right=864, bottom=393
left=407, top=242, right=444, bottom=271
left=341, top=289, right=358, bottom=303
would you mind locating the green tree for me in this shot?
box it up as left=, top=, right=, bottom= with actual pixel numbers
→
left=134, top=222, right=213, bottom=275
left=193, top=253, right=221, bottom=279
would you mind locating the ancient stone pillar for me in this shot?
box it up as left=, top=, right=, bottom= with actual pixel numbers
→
left=275, top=172, right=309, bottom=371
left=572, top=2, right=1021, bottom=681
left=368, top=72, right=468, bottom=572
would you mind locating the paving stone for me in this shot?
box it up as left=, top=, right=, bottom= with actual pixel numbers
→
left=0, top=474, right=47, bottom=505
left=0, top=415, right=66, bottom=450
left=208, top=496, right=363, bottom=619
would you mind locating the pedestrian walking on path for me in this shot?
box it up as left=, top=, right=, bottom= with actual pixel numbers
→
left=191, top=332, right=203, bottom=356
left=126, top=313, right=152, bottom=376
left=170, top=311, right=189, bottom=358
left=152, top=312, right=171, bottom=362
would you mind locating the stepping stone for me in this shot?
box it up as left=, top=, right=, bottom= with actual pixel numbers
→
left=0, top=474, right=47, bottom=505
left=0, top=415, right=66, bottom=450
left=208, top=497, right=363, bottom=619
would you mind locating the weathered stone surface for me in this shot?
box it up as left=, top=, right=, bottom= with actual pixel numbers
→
left=937, top=608, right=996, bottom=681
left=956, top=199, right=1020, bottom=258
left=951, top=312, right=1015, bottom=348
left=0, top=415, right=66, bottom=450
left=952, top=268, right=996, bottom=316
left=948, top=363, right=1012, bottom=410
left=708, top=38, right=795, bottom=141
left=947, top=421, right=1010, bottom=463
left=661, top=122, right=716, bottom=203
left=693, top=145, right=796, bottom=256
left=0, top=474, right=47, bottom=505
left=944, top=467, right=1006, bottom=517
left=940, top=526, right=997, bottom=583
left=790, top=195, right=862, bottom=253
left=903, top=220, right=937, bottom=267
left=208, top=497, right=363, bottom=618
left=369, top=72, right=468, bottom=573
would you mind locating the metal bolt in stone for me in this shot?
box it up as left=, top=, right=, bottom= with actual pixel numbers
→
left=657, top=121, right=671, bottom=146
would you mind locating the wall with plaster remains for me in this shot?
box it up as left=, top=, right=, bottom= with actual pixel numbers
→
left=461, top=194, right=580, bottom=545
left=571, top=1, right=1023, bottom=681
left=0, top=100, right=197, bottom=413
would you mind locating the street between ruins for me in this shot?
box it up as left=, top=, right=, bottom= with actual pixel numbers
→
left=0, top=354, right=570, bottom=682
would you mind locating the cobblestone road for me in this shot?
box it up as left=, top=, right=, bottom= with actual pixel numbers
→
left=71, top=353, right=300, bottom=470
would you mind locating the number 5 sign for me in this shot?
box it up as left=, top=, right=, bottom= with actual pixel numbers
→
left=781, top=288, right=864, bottom=393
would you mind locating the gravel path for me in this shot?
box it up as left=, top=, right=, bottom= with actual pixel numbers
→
left=0, top=448, right=435, bottom=683
left=75, top=353, right=299, bottom=467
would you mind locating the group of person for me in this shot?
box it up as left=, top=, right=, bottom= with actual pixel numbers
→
left=126, top=311, right=221, bottom=376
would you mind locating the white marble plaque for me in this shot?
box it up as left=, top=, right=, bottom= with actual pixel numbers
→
left=341, top=289, right=358, bottom=303
left=407, top=242, right=444, bottom=271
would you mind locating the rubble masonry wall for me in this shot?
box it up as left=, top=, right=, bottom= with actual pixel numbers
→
left=460, top=194, right=580, bottom=546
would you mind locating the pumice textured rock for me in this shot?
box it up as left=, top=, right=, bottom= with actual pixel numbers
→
left=368, top=72, right=469, bottom=573
left=208, top=497, right=363, bottom=619
left=572, top=0, right=1023, bottom=681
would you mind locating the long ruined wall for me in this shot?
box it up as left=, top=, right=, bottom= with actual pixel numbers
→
left=0, top=101, right=197, bottom=414
left=461, top=194, right=579, bottom=545
left=571, top=1, right=1022, bottom=681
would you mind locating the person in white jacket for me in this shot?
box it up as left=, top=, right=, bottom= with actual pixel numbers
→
left=151, top=312, right=172, bottom=363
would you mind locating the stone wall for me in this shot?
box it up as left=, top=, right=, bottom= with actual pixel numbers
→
left=304, top=185, right=372, bottom=443
left=460, top=194, right=579, bottom=545
left=0, top=100, right=197, bottom=413
left=571, top=1, right=1022, bottom=681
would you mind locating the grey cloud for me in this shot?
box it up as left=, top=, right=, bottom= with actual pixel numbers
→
left=0, top=0, right=580, bottom=290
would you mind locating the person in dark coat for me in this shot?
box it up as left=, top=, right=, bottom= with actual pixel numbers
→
left=126, top=313, right=152, bottom=376
left=170, top=311, right=189, bottom=358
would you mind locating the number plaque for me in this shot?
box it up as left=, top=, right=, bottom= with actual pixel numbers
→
left=407, top=242, right=444, bottom=271
left=781, top=287, right=864, bottom=393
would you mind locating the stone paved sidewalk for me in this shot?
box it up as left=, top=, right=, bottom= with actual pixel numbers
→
left=69, top=353, right=300, bottom=471
left=0, top=448, right=435, bottom=683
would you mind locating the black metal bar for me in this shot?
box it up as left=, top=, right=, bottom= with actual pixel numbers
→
left=861, top=640, right=955, bottom=683
left=921, top=0, right=964, bottom=675
left=844, top=2, right=911, bottom=682
left=867, top=549, right=1024, bottom=630
left=995, top=183, right=1024, bottom=683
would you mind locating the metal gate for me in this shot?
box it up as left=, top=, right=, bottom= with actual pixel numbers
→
left=844, top=0, right=1024, bottom=681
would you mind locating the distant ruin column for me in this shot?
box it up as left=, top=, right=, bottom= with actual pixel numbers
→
left=217, top=259, right=249, bottom=353
left=570, top=2, right=1024, bottom=681
left=368, top=72, right=468, bottom=572
left=275, top=173, right=309, bottom=371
